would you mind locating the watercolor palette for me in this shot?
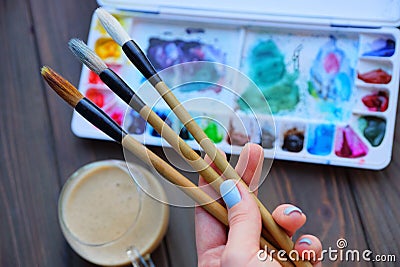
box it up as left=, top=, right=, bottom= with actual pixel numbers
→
left=72, top=0, right=400, bottom=169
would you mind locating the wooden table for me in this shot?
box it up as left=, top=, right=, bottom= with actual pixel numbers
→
left=1, top=0, right=399, bottom=266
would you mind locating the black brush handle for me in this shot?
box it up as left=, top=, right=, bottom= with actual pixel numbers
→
left=122, top=40, right=162, bottom=86
left=99, top=68, right=146, bottom=112
left=75, top=98, right=125, bottom=143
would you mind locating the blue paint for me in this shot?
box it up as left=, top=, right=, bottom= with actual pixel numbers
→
left=362, top=39, right=395, bottom=57
left=150, top=111, right=172, bottom=137
left=307, top=124, right=335, bottom=156
left=146, top=38, right=225, bottom=93
left=127, top=110, right=146, bottom=135
left=179, top=126, right=194, bottom=140
left=146, top=38, right=225, bottom=70
left=308, top=37, right=354, bottom=102
left=334, top=72, right=352, bottom=101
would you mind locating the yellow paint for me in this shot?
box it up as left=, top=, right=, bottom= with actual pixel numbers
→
left=94, top=37, right=121, bottom=60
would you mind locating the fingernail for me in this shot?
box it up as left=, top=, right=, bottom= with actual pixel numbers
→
left=220, top=180, right=241, bottom=208
left=298, top=238, right=312, bottom=246
left=284, top=206, right=303, bottom=216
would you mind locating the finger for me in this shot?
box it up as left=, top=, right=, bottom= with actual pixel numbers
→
left=294, top=235, right=323, bottom=264
left=195, top=205, right=227, bottom=256
left=271, top=204, right=306, bottom=237
left=235, top=143, right=264, bottom=195
left=195, top=151, right=228, bottom=256
left=220, top=180, right=261, bottom=266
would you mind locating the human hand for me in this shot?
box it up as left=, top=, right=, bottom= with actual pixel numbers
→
left=195, top=143, right=322, bottom=267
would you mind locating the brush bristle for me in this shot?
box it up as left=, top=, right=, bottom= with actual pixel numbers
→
left=68, top=39, right=107, bottom=74
left=95, top=8, right=131, bottom=46
left=41, top=66, right=83, bottom=107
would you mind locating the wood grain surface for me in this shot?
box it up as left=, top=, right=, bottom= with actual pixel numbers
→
left=1, top=0, right=399, bottom=266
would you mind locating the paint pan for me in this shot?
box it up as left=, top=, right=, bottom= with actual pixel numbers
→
left=71, top=0, right=400, bottom=169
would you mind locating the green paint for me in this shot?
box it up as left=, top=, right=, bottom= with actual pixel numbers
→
left=203, top=122, right=223, bottom=143
left=358, top=116, right=386, bottom=147
left=238, top=40, right=299, bottom=113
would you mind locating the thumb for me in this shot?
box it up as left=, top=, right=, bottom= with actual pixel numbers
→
left=220, top=180, right=261, bottom=261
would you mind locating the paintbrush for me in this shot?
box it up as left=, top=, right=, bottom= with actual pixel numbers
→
left=95, top=8, right=311, bottom=267
left=68, top=38, right=227, bottom=191
left=40, top=66, right=290, bottom=265
left=41, top=66, right=225, bottom=218
left=68, top=38, right=281, bottom=251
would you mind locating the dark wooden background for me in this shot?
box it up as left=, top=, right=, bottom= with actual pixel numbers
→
left=1, top=0, right=399, bottom=266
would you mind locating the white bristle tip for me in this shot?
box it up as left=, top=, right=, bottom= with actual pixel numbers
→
left=68, top=38, right=107, bottom=74
left=95, top=8, right=131, bottom=46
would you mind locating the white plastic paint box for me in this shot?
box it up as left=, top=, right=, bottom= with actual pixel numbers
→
left=72, top=0, right=400, bottom=169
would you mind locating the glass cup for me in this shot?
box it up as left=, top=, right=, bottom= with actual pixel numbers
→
left=58, top=160, right=169, bottom=266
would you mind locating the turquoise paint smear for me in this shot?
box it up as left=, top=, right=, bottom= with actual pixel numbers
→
left=238, top=40, right=299, bottom=114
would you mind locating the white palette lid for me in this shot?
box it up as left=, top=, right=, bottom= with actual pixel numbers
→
left=98, top=0, right=400, bottom=27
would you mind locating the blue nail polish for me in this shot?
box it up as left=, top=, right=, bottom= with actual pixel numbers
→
left=284, top=206, right=303, bottom=216
left=220, top=180, right=241, bottom=208
left=298, top=238, right=312, bottom=246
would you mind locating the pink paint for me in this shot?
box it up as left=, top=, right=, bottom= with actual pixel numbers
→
left=335, top=126, right=368, bottom=158
left=323, top=53, right=340, bottom=74
left=109, top=109, right=124, bottom=126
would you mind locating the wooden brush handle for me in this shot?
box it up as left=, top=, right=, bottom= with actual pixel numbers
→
left=140, top=106, right=225, bottom=188
left=97, top=66, right=287, bottom=262
left=153, top=81, right=311, bottom=267
left=121, top=134, right=294, bottom=266
left=121, top=134, right=227, bottom=223
left=141, top=107, right=294, bottom=262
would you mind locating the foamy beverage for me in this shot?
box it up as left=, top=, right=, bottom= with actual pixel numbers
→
left=58, top=160, right=169, bottom=266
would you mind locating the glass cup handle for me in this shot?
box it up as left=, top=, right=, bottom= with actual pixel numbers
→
left=126, top=246, right=155, bottom=267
